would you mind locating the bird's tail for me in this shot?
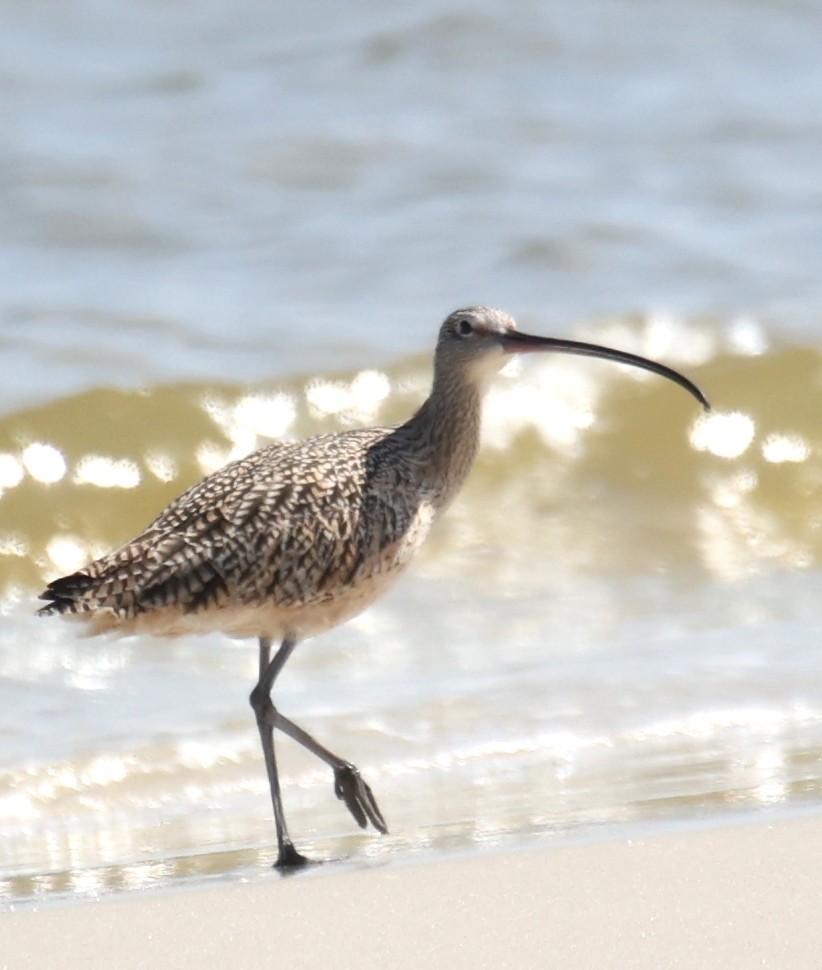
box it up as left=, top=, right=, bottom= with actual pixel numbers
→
left=37, top=572, right=99, bottom=616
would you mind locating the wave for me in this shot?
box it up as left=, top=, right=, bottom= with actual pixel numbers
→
left=0, top=314, right=818, bottom=599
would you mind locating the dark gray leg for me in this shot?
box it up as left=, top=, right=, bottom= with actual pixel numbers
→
left=249, top=635, right=388, bottom=869
left=249, top=635, right=308, bottom=869
left=264, top=706, right=387, bottom=834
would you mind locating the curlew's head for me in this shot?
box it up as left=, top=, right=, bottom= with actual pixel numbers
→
left=436, top=305, right=710, bottom=409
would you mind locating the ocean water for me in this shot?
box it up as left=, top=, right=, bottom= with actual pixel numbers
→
left=1, top=0, right=821, bottom=905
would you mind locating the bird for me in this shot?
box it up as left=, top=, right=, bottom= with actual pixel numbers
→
left=38, top=306, right=709, bottom=869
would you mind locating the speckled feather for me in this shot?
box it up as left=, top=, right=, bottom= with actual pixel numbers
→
left=38, top=308, right=500, bottom=640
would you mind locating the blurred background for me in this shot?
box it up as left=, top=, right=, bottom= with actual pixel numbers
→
left=1, top=0, right=821, bottom=903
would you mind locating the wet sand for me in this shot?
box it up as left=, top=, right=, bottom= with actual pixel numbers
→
left=3, top=811, right=820, bottom=970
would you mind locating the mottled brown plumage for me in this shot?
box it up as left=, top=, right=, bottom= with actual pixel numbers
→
left=39, top=305, right=709, bottom=868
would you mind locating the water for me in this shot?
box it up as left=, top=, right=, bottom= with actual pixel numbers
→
left=1, top=0, right=821, bottom=905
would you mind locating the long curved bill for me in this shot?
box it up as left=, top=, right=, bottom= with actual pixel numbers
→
left=500, top=329, right=710, bottom=411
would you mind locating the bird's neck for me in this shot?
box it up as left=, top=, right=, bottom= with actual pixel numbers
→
left=396, top=369, right=483, bottom=510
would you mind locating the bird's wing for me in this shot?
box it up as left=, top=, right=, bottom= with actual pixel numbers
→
left=38, top=430, right=399, bottom=618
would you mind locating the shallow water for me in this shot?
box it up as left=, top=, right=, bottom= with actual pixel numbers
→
left=1, top=0, right=822, bottom=906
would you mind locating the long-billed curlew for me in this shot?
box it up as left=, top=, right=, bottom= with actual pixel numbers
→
left=38, top=306, right=709, bottom=868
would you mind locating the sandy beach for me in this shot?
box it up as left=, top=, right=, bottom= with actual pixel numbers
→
left=3, top=811, right=821, bottom=970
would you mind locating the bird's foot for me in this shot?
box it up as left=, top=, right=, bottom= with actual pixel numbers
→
left=274, top=840, right=313, bottom=871
left=333, top=762, right=388, bottom=834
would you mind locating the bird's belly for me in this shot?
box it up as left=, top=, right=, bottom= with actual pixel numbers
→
left=276, top=566, right=406, bottom=640
left=75, top=559, right=407, bottom=641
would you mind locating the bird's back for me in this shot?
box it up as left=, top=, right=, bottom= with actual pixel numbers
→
left=39, top=426, right=442, bottom=640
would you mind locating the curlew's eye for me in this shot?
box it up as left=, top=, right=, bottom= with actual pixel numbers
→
left=456, top=319, right=473, bottom=337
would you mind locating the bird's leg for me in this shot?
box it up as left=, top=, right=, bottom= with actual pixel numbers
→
left=249, top=635, right=308, bottom=869
left=266, top=708, right=388, bottom=834
left=251, top=634, right=388, bottom=867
